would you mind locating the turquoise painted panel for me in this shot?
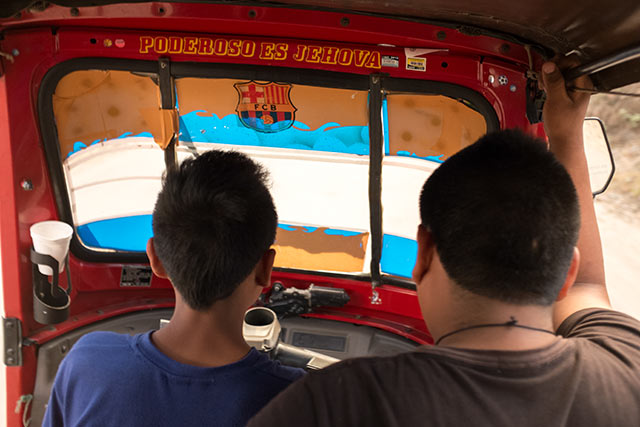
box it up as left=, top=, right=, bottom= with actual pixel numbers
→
left=381, top=234, right=418, bottom=278
left=77, top=215, right=153, bottom=252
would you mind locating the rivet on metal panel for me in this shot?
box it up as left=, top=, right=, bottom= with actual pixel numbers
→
left=510, top=84, right=517, bottom=92
left=436, top=31, right=446, bottom=40
left=11, top=49, right=19, bottom=57
left=488, top=75, right=495, bottom=84
left=340, top=17, right=350, bottom=27
left=70, top=7, right=79, bottom=17
left=498, top=75, right=509, bottom=85
left=500, top=43, right=511, bottom=54
left=248, top=9, right=257, bottom=18
left=20, top=178, right=33, bottom=191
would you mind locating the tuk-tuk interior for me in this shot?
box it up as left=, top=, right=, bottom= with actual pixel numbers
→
left=1, top=2, right=639, bottom=425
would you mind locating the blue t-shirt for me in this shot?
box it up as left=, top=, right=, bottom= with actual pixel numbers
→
left=43, top=331, right=305, bottom=426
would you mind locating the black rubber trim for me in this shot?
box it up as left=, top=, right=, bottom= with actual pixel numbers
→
left=158, top=58, right=178, bottom=170
left=170, top=62, right=369, bottom=90
left=368, top=74, right=384, bottom=288
left=383, top=78, right=500, bottom=131
left=38, top=58, right=158, bottom=264
left=158, top=58, right=175, bottom=109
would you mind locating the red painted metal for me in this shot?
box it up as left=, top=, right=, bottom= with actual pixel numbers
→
left=0, top=4, right=547, bottom=424
left=0, top=3, right=540, bottom=67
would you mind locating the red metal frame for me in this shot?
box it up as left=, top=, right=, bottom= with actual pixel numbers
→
left=0, top=3, right=546, bottom=425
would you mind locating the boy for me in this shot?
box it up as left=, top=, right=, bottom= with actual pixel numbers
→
left=44, top=150, right=304, bottom=426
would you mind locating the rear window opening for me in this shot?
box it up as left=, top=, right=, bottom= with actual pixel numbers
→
left=44, top=62, right=494, bottom=281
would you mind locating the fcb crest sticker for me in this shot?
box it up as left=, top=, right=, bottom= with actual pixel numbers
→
left=234, top=81, right=297, bottom=133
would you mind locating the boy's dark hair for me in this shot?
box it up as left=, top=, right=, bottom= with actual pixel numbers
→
left=419, top=130, right=580, bottom=305
left=152, top=150, right=277, bottom=310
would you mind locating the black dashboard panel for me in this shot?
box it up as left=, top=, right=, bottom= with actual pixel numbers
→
left=280, top=316, right=418, bottom=360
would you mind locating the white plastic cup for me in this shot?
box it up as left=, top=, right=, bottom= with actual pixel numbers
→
left=30, top=221, right=73, bottom=276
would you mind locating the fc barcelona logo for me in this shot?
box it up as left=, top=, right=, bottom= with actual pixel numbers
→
left=234, top=81, right=296, bottom=133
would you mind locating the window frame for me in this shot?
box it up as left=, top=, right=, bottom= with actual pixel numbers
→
left=38, top=58, right=498, bottom=288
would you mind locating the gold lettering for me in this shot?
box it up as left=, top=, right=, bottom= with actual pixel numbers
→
left=364, top=51, right=381, bottom=69
left=337, top=48, right=353, bottom=66
left=241, top=41, right=256, bottom=57
left=353, top=50, right=370, bottom=67
left=293, top=45, right=307, bottom=61
left=306, top=46, right=322, bottom=63
left=213, top=39, right=227, bottom=56
left=320, top=47, right=339, bottom=64
left=168, top=37, right=183, bottom=54
left=228, top=39, right=242, bottom=56
left=139, top=36, right=154, bottom=54
left=183, top=37, right=198, bottom=54
left=155, top=36, right=168, bottom=54
left=198, top=38, right=214, bottom=55
left=259, top=42, right=276, bottom=60
left=274, top=43, right=288, bottom=60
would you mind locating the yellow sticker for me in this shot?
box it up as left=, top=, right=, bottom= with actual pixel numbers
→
left=406, top=57, right=426, bottom=72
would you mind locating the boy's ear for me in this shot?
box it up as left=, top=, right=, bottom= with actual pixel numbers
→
left=146, top=238, right=168, bottom=279
left=412, top=225, right=436, bottom=287
left=255, top=248, right=276, bottom=288
left=556, top=247, right=580, bottom=301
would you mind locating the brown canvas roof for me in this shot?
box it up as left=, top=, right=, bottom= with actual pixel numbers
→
left=2, top=1, right=639, bottom=89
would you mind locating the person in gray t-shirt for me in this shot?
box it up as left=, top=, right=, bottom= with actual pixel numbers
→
left=248, top=61, right=640, bottom=427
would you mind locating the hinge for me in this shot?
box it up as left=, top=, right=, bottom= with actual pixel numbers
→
left=3, top=317, right=22, bottom=366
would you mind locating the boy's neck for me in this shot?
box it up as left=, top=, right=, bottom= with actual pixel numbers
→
left=434, top=295, right=558, bottom=351
left=151, top=298, right=252, bottom=367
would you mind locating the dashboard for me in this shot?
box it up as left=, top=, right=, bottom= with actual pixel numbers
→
left=30, top=308, right=419, bottom=425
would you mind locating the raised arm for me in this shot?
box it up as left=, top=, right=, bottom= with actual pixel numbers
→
left=540, top=61, right=611, bottom=328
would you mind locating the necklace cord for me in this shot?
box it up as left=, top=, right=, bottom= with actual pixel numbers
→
left=435, top=317, right=556, bottom=345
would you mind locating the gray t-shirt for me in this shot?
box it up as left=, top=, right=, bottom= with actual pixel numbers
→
left=249, top=308, right=640, bottom=427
